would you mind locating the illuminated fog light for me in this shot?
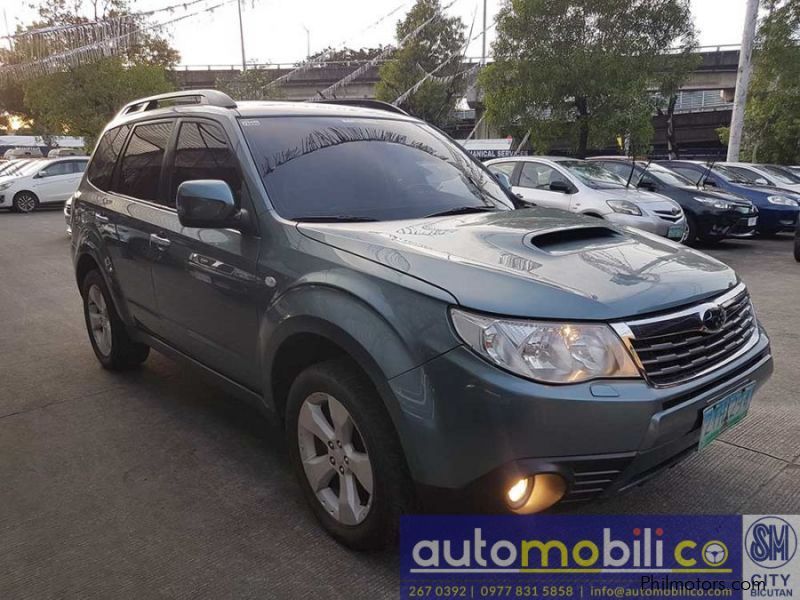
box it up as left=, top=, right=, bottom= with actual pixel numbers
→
left=506, top=474, right=567, bottom=514
left=506, top=477, right=532, bottom=508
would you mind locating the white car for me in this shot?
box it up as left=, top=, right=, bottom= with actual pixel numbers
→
left=0, top=157, right=88, bottom=213
left=486, top=156, right=687, bottom=241
left=719, top=162, right=800, bottom=193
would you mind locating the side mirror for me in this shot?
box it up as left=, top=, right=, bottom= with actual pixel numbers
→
left=703, top=178, right=718, bottom=188
left=549, top=180, right=572, bottom=193
left=494, top=172, right=512, bottom=191
left=176, top=180, right=241, bottom=229
left=34, top=170, right=46, bottom=179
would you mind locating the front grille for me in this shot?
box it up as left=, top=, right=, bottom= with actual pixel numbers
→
left=654, top=209, right=682, bottom=223
left=617, top=284, right=758, bottom=387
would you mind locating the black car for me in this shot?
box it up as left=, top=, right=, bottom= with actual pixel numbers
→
left=591, top=159, right=758, bottom=243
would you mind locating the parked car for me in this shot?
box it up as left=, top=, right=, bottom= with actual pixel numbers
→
left=48, top=148, right=85, bottom=158
left=659, top=160, right=800, bottom=235
left=719, top=162, right=800, bottom=193
left=72, top=90, right=773, bottom=550
left=795, top=218, right=800, bottom=262
left=485, top=156, right=687, bottom=241
left=589, top=158, right=758, bottom=243
left=3, top=147, right=43, bottom=159
left=0, top=157, right=88, bottom=212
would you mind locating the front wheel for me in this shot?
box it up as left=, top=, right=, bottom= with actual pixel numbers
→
left=12, top=191, right=38, bottom=213
left=81, top=270, right=149, bottom=370
left=286, top=358, right=413, bottom=550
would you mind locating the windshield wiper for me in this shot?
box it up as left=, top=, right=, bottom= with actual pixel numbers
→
left=423, top=206, right=498, bottom=218
left=294, top=215, right=378, bottom=223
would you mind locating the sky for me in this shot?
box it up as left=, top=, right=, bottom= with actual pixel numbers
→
left=1, top=0, right=749, bottom=67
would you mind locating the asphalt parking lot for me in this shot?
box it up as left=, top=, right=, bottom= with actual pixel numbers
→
left=1, top=210, right=798, bottom=599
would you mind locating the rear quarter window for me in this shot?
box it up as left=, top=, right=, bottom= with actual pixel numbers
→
left=86, top=125, right=130, bottom=191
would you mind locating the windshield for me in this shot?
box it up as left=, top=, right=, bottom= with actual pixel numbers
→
left=556, top=160, right=627, bottom=188
left=646, top=164, right=696, bottom=187
left=240, top=116, right=513, bottom=221
left=714, top=165, right=768, bottom=185
left=760, top=165, right=800, bottom=184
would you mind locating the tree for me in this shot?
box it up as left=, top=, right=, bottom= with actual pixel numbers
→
left=480, top=0, right=697, bottom=157
left=376, top=0, right=466, bottom=128
left=740, top=0, right=800, bottom=163
left=0, top=0, right=178, bottom=147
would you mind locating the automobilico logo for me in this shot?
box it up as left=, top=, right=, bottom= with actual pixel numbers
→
left=746, top=516, right=798, bottom=569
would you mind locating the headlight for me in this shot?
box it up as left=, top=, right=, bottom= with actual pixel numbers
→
left=606, top=199, right=642, bottom=216
left=450, top=309, right=640, bottom=384
left=694, top=196, right=733, bottom=210
left=767, top=195, right=799, bottom=206
left=0, top=181, right=13, bottom=191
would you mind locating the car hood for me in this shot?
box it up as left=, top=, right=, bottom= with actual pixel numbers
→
left=728, top=182, right=800, bottom=200
left=298, top=208, right=737, bottom=320
left=680, top=186, right=753, bottom=206
left=590, top=186, right=677, bottom=206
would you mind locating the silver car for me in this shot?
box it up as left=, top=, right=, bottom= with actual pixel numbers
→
left=487, top=156, right=687, bottom=241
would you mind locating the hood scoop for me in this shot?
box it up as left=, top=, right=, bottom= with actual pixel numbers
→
left=527, top=226, right=624, bottom=254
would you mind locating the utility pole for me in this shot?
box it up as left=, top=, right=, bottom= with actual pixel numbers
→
left=302, top=25, right=311, bottom=59
left=481, top=0, right=487, bottom=65
left=727, top=0, right=759, bottom=161
left=236, top=0, right=247, bottom=71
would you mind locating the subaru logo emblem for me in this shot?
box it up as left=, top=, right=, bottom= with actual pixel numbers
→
left=702, top=306, right=726, bottom=332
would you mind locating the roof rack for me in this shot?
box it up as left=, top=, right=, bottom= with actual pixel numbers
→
left=118, top=90, right=237, bottom=117
left=312, top=98, right=409, bottom=116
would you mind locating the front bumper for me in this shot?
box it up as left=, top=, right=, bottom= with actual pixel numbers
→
left=389, top=327, right=772, bottom=511
left=607, top=212, right=687, bottom=239
left=756, top=204, right=799, bottom=233
left=697, top=207, right=758, bottom=239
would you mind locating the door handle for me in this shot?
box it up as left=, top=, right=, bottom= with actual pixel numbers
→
left=150, top=233, right=171, bottom=249
left=94, top=214, right=109, bottom=224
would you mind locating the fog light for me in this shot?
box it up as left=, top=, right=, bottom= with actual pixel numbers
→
left=505, top=474, right=566, bottom=514
left=506, top=477, right=532, bottom=508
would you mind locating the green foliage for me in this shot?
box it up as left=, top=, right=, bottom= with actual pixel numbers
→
left=0, top=0, right=178, bottom=146
left=741, top=0, right=800, bottom=163
left=480, top=0, right=697, bottom=157
left=376, top=0, right=466, bottom=127
left=308, top=46, right=389, bottom=63
left=24, top=59, right=172, bottom=148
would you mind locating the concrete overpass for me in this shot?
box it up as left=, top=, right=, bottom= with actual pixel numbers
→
left=172, top=45, right=740, bottom=100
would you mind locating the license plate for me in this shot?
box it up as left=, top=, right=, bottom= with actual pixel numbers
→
left=699, top=383, right=755, bottom=450
left=668, top=225, right=685, bottom=240
left=747, top=217, right=758, bottom=226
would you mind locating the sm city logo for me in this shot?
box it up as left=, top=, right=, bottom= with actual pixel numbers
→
left=746, top=517, right=798, bottom=569
left=409, top=527, right=732, bottom=573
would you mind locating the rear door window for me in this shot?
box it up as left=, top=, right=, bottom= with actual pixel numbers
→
left=170, top=121, right=241, bottom=206
left=86, top=125, right=130, bottom=191
left=116, top=121, right=173, bottom=203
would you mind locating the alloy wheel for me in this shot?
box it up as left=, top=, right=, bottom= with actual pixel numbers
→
left=296, top=392, right=374, bottom=526
left=86, top=284, right=113, bottom=356
left=15, top=193, right=36, bottom=213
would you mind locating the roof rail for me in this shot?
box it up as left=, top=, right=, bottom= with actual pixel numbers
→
left=312, top=98, right=409, bottom=116
left=118, top=89, right=237, bottom=117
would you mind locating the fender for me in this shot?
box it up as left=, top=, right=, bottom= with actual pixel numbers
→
left=73, top=219, right=136, bottom=328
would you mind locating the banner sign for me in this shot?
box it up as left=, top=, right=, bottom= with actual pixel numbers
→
left=401, top=515, right=799, bottom=599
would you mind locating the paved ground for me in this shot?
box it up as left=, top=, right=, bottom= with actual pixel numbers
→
left=0, top=210, right=798, bottom=599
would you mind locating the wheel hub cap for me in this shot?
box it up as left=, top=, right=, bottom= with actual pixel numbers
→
left=87, top=284, right=112, bottom=356
left=297, top=392, right=374, bottom=526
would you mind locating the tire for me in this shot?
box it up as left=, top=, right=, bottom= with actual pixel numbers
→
left=12, top=191, right=39, bottom=213
left=81, top=269, right=149, bottom=370
left=794, top=229, right=800, bottom=262
left=286, top=358, right=414, bottom=550
left=683, top=215, right=698, bottom=245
